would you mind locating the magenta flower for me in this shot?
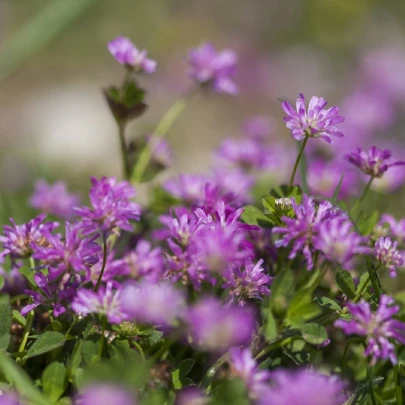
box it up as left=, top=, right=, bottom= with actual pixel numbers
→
left=187, top=43, right=238, bottom=95
left=380, top=214, right=405, bottom=244
left=344, top=146, right=405, bottom=178
left=242, top=116, right=274, bottom=141
left=22, top=272, right=78, bottom=317
left=281, top=93, right=344, bottom=143
left=120, top=280, right=186, bottom=328
left=0, top=391, right=21, bottom=405
left=75, top=177, right=141, bottom=238
left=374, top=237, right=404, bottom=277
left=0, top=266, right=27, bottom=296
left=335, top=295, right=405, bottom=365
left=29, top=180, right=80, bottom=219
left=186, top=298, right=255, bottom=353
left=72, top=282, right=124, bottom=324
left=314, top=219, right=371, bottom=269
left=75, top=384, right=137, bottom=405
left=223, top=258, right=271, bottom=306
left=108, top=36, right=156, bottom=73
left=175, top=387, right=207, bottom=405
left=258, top=369, right=345, bottom=405
left=229, top=347, right=270, bottom=400
left=163, top=174, right=210, bottom=205
left=0, top=215, right=58, bottom=260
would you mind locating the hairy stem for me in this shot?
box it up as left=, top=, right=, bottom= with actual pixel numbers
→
left=288, top=135, right=309, bottom=190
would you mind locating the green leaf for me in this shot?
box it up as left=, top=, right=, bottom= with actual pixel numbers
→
left=26, top=331, right=66, bottom=359
left=335, top=270, right=356, bottom=299
left=123, top=80, right=145, bottom=107
left=178, top=359, right=195, bottom=378
left=12, top=309, right=26, bottom=327
left=313, top=296, right=341, bottom=312
left=357, top=210, right=379, bottom=236
left=286, top=290, right=321, bottom=326
left=19, top=266, right=35, bottom=285
left=42, top=361, right=67, bottom=402
left=0, top=351, right=52, bottom=405
left=270, top=268, right=294, bottom=314
left=212, top=379, right=250, bottom=405
left=331, top=174, right=344, bottom=203
left=171, top=368, right=182, bottom=389
left=0, top=295, right=12, bottom=350
left=300, top=323, right=328, bottom=345
left=240, top=205, right=273, bottom=228
left=264, top=310, right=277, bottom=341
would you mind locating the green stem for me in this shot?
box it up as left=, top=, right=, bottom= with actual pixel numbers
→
left=129, top=339, right=146, bottom=363
left=359, top=176, right=374, bottom=203
left=16, top=307, right=34, bottom=365
left=353, top=275, right=370, bottom=303
left=94, top=237, right=107, bottom=292
left=288, top=135, right=309, bottom=190
left=393, top=346, right=403, bottom=404
left=98, top=317, right=107, bottom=359
left=132, top=88, right=199, bottom=183
left=367, top=364, right=378, bottom=405
left=366, top=259, right=382, bottom=301
left=118, top=122, right=131, bottom=180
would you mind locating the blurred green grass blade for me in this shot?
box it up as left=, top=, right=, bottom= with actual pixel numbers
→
left=0, top=0, right=98, bottom=83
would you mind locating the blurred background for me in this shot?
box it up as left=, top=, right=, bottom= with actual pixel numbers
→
left=2, top=0, right=405, bottom=220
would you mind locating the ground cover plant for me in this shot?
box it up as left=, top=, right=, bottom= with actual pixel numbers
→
left=1, top=36, right=405, bottom=405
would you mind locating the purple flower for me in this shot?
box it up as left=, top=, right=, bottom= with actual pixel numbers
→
left=187, top=43, right=238, bottom=95
left=0, top=266, right=27, bottom=296
left=120, top=280, right=186, bottom=328
left=258, top=369, right=345, bottom=405
left=29, top=180, right=80, bottom=219
left=272, top=195, right=347, bottom=270
left=313, top=220, right=371, bottom=269
left=344, top=146, right=405, bottom=178
left=108, top=36, right=156, bottom=73
left=0, top=391, right=21, bottom=405
left=380, top=214, right=405, bottom=244
left=75, top=384, right=137, bottom=405
left=113, top=240, right=164, bottom=282
left=223, top=258, right=271, bottom=305
left=22, top=272, right=78, bottom=317
left=229, top=347, right=270, bottom=399
left=242, top=116, right=274, bottom=141
left=72, top=282, right=124, bottom=324
left=33, top=222, right=101, bottom=280
left=186, top=297, right=255, bottom=353
left=75, top=177, right=141, bottom=237
left=163, top=174, right=210, bottom=205
left=281, top=93, right=344, bottom=143
left=374, top=237, right=404, bottom=277
left=175, top=387, right=208, bottom=405
left=0, top=215, right=58, bottom=260
left=335, top=295, right=405, bottom=365
left=145, top=134, right=172, bottom=168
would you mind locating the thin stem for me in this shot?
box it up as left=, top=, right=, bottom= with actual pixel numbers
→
left=353, top=275, right=370, bottom=303
left=98, top=317, right=107, bottom=359
left=118, top=122, right=131, bottom=180
left=366, top=259, right=382, bottom=301
left=359, top=176, right=374, bottom=203
left=16, top=307, right=34, bottom=365
left=94, top=237, right=107, bottom=292
left=288, top=135, right=309, bottom=190
left=367, top=364, right=378, bottom=405
left=393, top=346, right=403, bottom=405
left=132, top=88, right=199, bottom=183
left=129, top=339, right=146, bottom=363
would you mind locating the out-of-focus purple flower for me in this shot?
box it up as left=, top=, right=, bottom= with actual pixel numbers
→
left=187, top=43, right=238, bottom=95
left=0, top=391, right=21, bottom=405
left=229, top=347, right=270, bottom=400
left=0, top=266, right=27, bottom=296
left=307, top=159, right=358, bottom=199
left=273, top=195, right=347, bottom=270
left=72, top=282, right=124, bottom=324
left=281, top=93, right=344, bottom=143
left=242, top=116, right=274, bottom=141
left=371, top=163, right=405, bottom=193
left=108, top=36, right=156, bottom=73
left=29, top=180, right=80, bottom=219
left=146, top=134, right=172, bottom=168
left=33, top=222, right=101, bottom=280
left=21, top=272, right=78, bottom=317
left=314, top=220, right=371, bottom=269
left=258, top=369, right=345, bottom=405
left=75, top=384, right=137, bottom=405
left=175, top=387, right=208, bottom=405
left=0, top=215, right=58, bottom=260
left=75, top=177, right=141, bottom=238
left=335, top=295, right=405, bottom=365
left=380, top=214, right=405, bottom=244
left=186, top=298, right=255, bottom=353
left=344, top=146, right=405, bottom=178
left=120, top=280, right=186, bottom=328
left=113, top=240, right=164, bottom=282
left=223, top=259, right=271, bottom=305
left=374, top=237, right=404, bottom=277
left=163, top=174, right=210, bottom=205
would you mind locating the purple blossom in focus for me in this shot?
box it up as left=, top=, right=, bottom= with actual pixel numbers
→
left=22, top=272, right=78, bottom=317
left=120, top=280, right=186, bottom=328
left=272, top=195, right=347, bottom=270
left=344, top=146, right=405, bottom=178
left=281, top=93, right=344, bottom=143
left=75, top=384, right=137, bottom=405
left=374, top=237, right=404, bottom=277
left=314, top=220, right=371, bottom=269
left=0, top=215, right=58, bottom=260
left=74, top=177, right=141, bottom=238
left=229, top=347, right=270, bottom=400
left=186, top=298, right=255, bottom=353
left=108, top=36, right=156, bottom=73
left=223, top=258, right=271, bottom=305
left=187, top=42, right=238, bottom=95
left=335, top=295, right=405, bottom=365
left=72, top=282, right=124, bottom=324
left=29, top=180, right=80, bottom=219
left=258, top=369, right=345, bottom=405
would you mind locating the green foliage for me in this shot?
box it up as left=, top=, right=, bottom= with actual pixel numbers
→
left=26, top=331, right=66, bottom=359
left=42, top=362, right=67, bottom=402
left=240, top=205, right=273, bottom=228
left=171, top=359, right=195, bottom=389
left=286, top=290, right=322, bottom=326
left=270, top=268, right=294, bottom=315
left=335, top=270, right=356, bottom=300
left=0, top=295, right=12, bottom=350
left=212, top=379, right=250, bottom=405
left=299, top=323, right=328, bottom=345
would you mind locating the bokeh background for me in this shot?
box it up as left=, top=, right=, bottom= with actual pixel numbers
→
left=2, top=0, right=405, bottom=223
